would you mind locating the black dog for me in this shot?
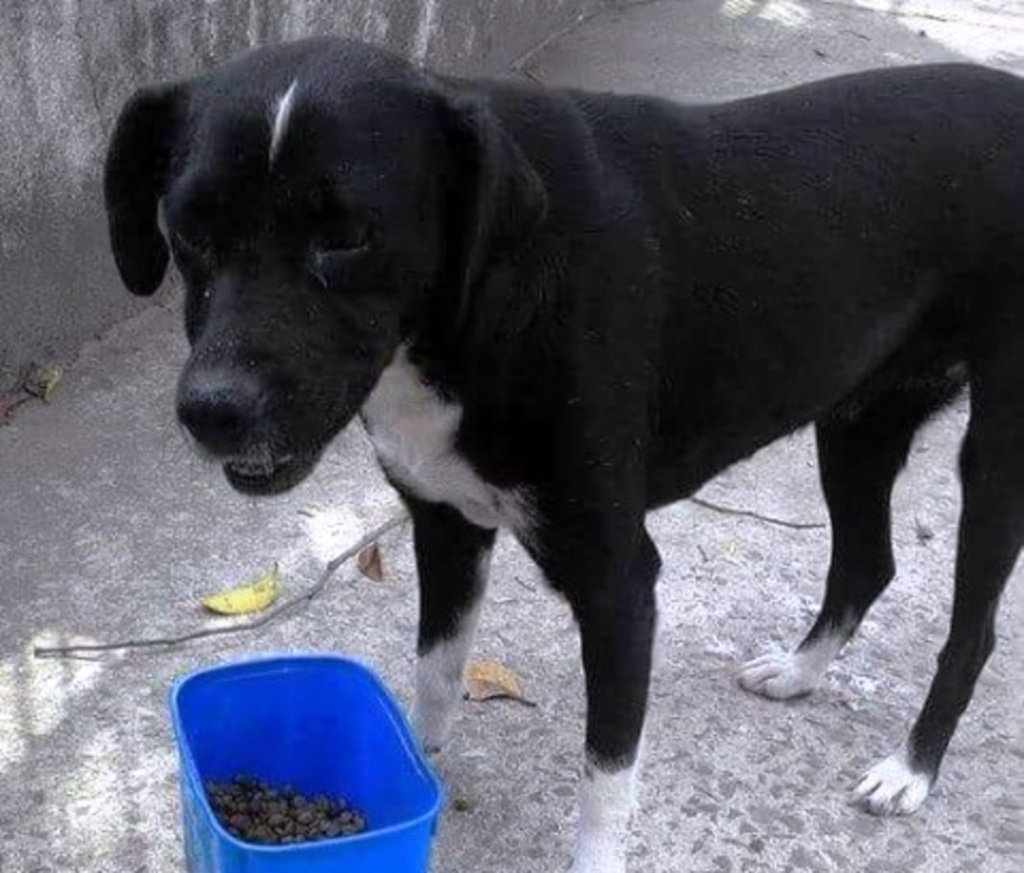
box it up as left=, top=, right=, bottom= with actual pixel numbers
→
left=105, top=38, right=1024, bottom=872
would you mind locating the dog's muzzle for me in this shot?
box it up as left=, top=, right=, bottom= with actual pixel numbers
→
left=222, top=452, right=318, bottom=495
left=177, top=365, right=318, bottom=495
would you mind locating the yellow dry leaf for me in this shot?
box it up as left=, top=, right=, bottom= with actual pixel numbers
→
left=25, top=366, right=62, bottom=402
left=465, top=660, right=536, bottom=706
left=202, top=563, right=279, bottom=615
left=719, top=539, right=740, bottom=564
left=357, top=544, right=385, bottom=582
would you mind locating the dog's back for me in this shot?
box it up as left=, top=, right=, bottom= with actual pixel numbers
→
left=462, top=65, right=1024, bottom=497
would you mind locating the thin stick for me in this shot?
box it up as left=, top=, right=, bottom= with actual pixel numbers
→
left=688, top=496, right=826, bottom=530
left=33, top=512, right=409, bottom=659
left=33, top=493, right=822, bottom=658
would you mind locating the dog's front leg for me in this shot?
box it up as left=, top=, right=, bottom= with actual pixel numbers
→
left=540, top=522, right=661, bottom=873
left=404, top=493, right=497, bottom=753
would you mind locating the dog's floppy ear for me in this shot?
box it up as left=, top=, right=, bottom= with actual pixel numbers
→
left=104, top=84, right=184, bottom=296
left=444, top=92, right=548, bottom=315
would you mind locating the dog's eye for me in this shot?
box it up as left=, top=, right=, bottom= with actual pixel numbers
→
left=319, top=223, right=372, bottom=255
left=171, top=231, right=212, bottom=262
left=308, top=229, right=372, bottom=288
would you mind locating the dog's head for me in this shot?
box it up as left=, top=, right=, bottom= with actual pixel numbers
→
left=104, top=38, right=546, bottom=494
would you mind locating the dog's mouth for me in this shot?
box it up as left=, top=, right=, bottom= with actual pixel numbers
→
left=222, top=452, right=319, bottom=496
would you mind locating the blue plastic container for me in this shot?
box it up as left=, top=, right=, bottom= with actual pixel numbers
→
left=170, top=655, right=443, bottom=873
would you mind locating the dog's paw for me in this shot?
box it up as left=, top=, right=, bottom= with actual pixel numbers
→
left=414, top=665, right=462, bottom=755
left=412, top=708, right=451, bottom=757
left=738, top=651, right=822, bottom=700
left=567, top=844, right=626, bottom=873
left=568, top=862, right=625, bottom=873
left=852, top=752, right=932, bottom=816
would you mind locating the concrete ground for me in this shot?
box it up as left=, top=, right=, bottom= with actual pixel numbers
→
left=2, top=2, right=1023, bottom=871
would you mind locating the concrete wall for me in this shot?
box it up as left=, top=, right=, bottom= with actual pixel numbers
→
left=0, top=0, right=605, bottom=392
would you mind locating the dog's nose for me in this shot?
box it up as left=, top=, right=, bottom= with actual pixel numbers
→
left=177, top=368, right=267, bottom=456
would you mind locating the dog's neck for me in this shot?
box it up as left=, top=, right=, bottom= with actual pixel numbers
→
left=401, top=331, right=464, bottom=405
left=406, top=256, right=562, bottom=412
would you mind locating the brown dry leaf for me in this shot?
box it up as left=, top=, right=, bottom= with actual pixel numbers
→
left=465, top=660, right=537, bottom=707
left=357, top=543, right=385, bottom=582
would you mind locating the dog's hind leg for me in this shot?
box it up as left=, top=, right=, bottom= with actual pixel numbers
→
left=855, top=352, right=1024, bottom=815
left=740, top=368, right=963, bottom=700
left=404, top=494, right=496, bottom=754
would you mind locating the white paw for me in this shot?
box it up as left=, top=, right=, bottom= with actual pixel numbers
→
left=414, top=604, right=485, bottom=755
left=413, top=664, right=460, bottom=754
left=569, top=762, right=634, bottom=873
left=412, top=696, right=455, bottom=755
left=738, top=651, right=822, bottom=699
left=568, top=840, right=626, bottom=873
left=852, top=752, right=932, bottom=816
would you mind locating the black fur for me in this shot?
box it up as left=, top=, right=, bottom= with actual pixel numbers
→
left=105, top=36, right=1024, bottom=837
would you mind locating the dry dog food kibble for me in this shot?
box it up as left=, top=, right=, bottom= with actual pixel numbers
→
left=205, top=776, right=367, bottom=844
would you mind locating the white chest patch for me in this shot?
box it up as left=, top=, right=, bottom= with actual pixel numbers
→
left=361, top=349, right=532, bottom=535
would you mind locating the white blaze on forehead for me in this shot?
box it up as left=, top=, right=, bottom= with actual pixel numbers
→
left=269, top=79, right=299, bottom=163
